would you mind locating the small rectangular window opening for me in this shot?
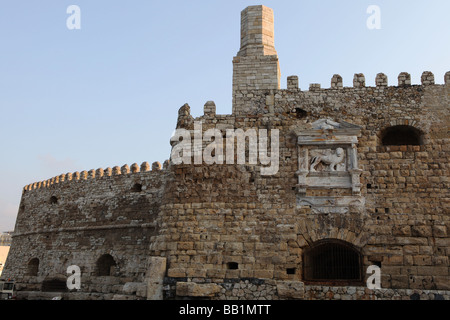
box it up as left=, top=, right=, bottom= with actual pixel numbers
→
left=286, top=268, right=296, bottom=275
left=227, top=262, right=239, bottom=270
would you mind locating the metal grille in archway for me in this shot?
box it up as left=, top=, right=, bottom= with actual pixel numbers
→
left=303, top=239, right=362, bottom=284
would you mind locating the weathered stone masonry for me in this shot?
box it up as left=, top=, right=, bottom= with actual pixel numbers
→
left=2, top=5, right=449, bottom=300
left=3, top=162, right=168, bottom=299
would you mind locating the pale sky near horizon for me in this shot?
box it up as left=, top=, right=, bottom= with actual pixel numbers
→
left=0, top=0, right=449, bottom=231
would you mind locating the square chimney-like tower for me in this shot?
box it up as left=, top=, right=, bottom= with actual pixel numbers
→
left=238, top=5, right=277, bottom=57
left=232, top=5, right=281, bottom=112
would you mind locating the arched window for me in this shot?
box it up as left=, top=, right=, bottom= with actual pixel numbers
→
left=381, top=125, right=422, bottom=146
left=303, top=239, right=362, bottom=284
left=27, top=258, right=39, bottom=276
left=96, top=254, right=116, bottom=276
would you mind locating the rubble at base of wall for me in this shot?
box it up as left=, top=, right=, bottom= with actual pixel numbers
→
left=304, top=285, right=450, bottom=300
left=218, top=279, right=279, bottom=300
left=15, top=291, right=145, bottom=300
left=165, top=278, right=450, bottom=300
left=14, top=281, right=450, bottom=300
left=211, top=280, right=450, bottom=300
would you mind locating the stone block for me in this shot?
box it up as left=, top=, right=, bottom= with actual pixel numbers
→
left=112, top=294, right=135, bottom=300
left=186, top=268, right=207, bottom=278
left=254, top=270, right=273, bottom=279
left=403, top=245, right=419, bottom=255
left=385, top=255, right=403, bottom=265
left=433, top=276, right=450, bottom=290
left=390, top=275, right=409, bottom=289
left=167, top=268, right=186, bottom=278
left=393, top=226, right=411, bottom=236
left=432, top=225, right=447, bottom=237
left=413, top=255, right=432, bottom=266
left=146, top=257, right=167, bottom=300
left=276, top=281, right=305, bottom=299
left=178, top=242, right=194, bottom=250
left=176, top=282, right=221, bottom=297
left=225, top=269, right=240, bottom=279
left=416, top=266, right=448, bottom=276
left=206, top=269, right=226, bottom=278
left=411, top=226, right=432, bottom=237
left=123, top=282, right=146, bottom=295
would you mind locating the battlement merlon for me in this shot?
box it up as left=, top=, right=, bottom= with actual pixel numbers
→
left=232, top=5, right=281, bottom=112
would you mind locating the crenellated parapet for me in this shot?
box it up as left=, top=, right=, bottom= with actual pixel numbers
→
left=23, top=160, right=168, bottom=192
left=283, top=71, right=448, bottom=93
left=229, top=70, right=449, bottom=116
left=285, top=71, right=448, bottom=92
left=177, top=69, right=449, bottom=123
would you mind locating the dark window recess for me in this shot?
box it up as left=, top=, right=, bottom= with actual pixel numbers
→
left=41, top=278, right=68, bottom=292
left=227, top=262, right=239, bottom=270
left=295, top=108, right=307, bottom=119
left=131, top=183, right=142, bottom=192
left=50, top=196, right=58, bottom=204
left=27, top=258, right=39, bottom=276
left=286, top=268, right=296, bottom=275
left=96, top=254, right=117, bottom=276
left=381, top=125, right=422, bottom=146
left=303, top=240, right=362, bottom=282
left=367, top=184, right=372, bottom=189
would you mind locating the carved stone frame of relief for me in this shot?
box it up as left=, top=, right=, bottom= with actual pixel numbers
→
left=295, top=119, right=364, bottom=213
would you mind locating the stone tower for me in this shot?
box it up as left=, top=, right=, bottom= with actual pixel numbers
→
left=232, top=5, right=281, bottom=111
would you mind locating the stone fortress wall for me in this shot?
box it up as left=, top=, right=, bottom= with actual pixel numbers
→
left=2, top=5, right=449, bottom=300
left=2, top=162, right=169, bottom=299
left=157, top=72, right=450, bottom=299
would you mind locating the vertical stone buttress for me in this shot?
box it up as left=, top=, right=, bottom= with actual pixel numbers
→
left=232, top=5, right=281, bottom=113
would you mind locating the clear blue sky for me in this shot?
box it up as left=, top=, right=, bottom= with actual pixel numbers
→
left=0, top=0, right=449, bottom=231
